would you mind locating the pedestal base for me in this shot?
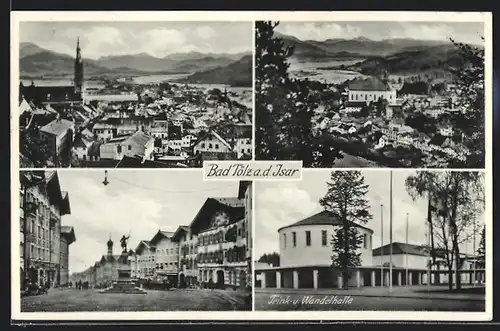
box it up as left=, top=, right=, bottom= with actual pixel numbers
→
left=100, top=279, right=147, bottom=294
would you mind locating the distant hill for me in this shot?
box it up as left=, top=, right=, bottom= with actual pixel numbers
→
left=181, top=55, right=252, bottom=87
left=276, top=32, right=470, bottom=62
left=343, top=44, right=467, bottom=76
left=274, top=33, right=481, bottom=76
left=19, top=42, right=251, bottom=78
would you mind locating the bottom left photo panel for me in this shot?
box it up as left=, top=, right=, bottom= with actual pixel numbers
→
left=17, top=170, right=253, bottom=312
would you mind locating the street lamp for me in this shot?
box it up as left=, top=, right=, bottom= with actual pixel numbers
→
left=102, top=170, right=110, bottom=186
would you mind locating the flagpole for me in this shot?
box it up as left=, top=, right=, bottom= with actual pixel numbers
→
left=406, top=212, right=409, bottom=286
left=389, top=171, right=393, bottom=292
left=473, top=222, right=476, bottom=287
left=380, top=204, right=384, bottom=287
left=427, top=198, right=431, bottom=290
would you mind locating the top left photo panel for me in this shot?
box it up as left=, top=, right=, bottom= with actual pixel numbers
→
left=15, top=20, right=253, bottom=168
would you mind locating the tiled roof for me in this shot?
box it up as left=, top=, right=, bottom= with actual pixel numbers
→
left=21, top=85, right=81, bottom=104
left=348, top=77, right=391, bottom=92
left=40, top=118, right=74, bottom=136
left=372, top=242, right=429, bottom=257
left=278, top=210, right=373, bottom=233
left=128, top=131, right=154, bottom=147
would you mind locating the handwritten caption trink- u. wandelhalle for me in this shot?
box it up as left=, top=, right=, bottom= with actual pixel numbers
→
left=203, top=161, right=302, bottom=181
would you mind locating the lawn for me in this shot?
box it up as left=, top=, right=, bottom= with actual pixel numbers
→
left=21, top=288, right=251, bottom=312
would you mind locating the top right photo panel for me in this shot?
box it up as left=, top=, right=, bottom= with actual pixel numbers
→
left=255, top=19, right=487, bottom=169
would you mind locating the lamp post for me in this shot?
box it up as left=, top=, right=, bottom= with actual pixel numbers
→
left=389, top=171, right=393, bottom=292
left=380, top=204, right=384, bottom=287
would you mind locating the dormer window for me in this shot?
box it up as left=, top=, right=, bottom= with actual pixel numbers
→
left=47, top=93, right=51, bottom=100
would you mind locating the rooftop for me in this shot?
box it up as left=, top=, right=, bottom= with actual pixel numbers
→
left=40, top=118, right=74, bottom=136
left=278, top=210, right=373, bottom=233
left=348, top=77, right=391, bottom=92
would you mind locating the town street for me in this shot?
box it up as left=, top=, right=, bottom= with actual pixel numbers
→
left=22, top=288, right=251, bottom=312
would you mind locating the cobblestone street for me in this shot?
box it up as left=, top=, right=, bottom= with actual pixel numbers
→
left=21, top=288, right=251, bottom=312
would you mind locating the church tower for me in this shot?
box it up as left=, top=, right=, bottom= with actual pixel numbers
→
left=74, top=37, right=84, bottom=95
left=107, top=236, right=113, bottom=256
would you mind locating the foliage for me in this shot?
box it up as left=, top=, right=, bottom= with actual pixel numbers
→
left=255, top=21, right=340, bottom=166
left=258, top=252, right=280, bottom=267
left=20, top=128, right=52, bottom=167
left=405, top=171, right=485, bottom=290
left=450, top=38, right=485, bottom=168
left=319, top=171, right=372, bottom=289
left=477, top=226, right=485, bottom=264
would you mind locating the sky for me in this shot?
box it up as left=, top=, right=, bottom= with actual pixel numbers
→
left=20, top=21, right=253, bottom=59
left=56, top=170, right=240, bottom=274
left=275, top=21, right=485, bottom=46
left=255, top=170, right=485, bottom=259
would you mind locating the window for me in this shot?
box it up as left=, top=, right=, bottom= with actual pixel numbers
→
left=209, top=143, right=213, bottom=149
left=292, top=232, right=296, bottom=247
left=128, top=145, right=132, bottom=151
left=201, top=143, right=205, bottom=148
left=305, top=231, right=311, bottom=246
left=215, top=144, right=219, bottom=149
left=117, top=145, right=122, bottom=153
left=283, top=234, right=287, bottom=248
left=363, top=234, right=367, bottom=249
left=321, top=230, right=327, bottom=246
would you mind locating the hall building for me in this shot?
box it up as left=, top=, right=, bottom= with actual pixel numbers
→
left=20, top=171, right=76, bottom=288
left=255, top=211, right=485, bottom=289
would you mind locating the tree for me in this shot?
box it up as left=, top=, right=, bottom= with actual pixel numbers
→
left=255, top=21, right=339, bottom=166
left=406, top=171, right=485, bottom=290
left=476, top=226, right=485, bottom=266
left=450, top=38, right=485, bottom=168
left=258, top=252, right=280, bottom=267
left=319, top=171, right=372, bottom=289
left=20, top=127, right=52, bottom=167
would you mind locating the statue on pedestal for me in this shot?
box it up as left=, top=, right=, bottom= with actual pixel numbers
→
left=120, top=234, right=130, bottom=253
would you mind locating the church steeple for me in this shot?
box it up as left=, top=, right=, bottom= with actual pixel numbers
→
left=74, top=37, right=84, bottom=96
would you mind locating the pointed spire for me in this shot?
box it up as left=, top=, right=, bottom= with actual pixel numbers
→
left=77, top=36, right=80, bottom=49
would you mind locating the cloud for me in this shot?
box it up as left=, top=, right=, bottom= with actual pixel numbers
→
left=196, top=26, right=216, bottom=40
left=20, top=22, right=253, bottom=59
left=388, top=23, right=455, bottom=41
left=255, top=182, right=318, bottom=258
left=277, top=22, right=363, bottom=41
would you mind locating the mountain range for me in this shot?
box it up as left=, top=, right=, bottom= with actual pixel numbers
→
left=19, top=42, right=252, bottom=85
left=276, top=32, right=481, bottom=75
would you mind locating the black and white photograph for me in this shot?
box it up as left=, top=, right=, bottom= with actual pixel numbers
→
left=19, top=170, right=252, bottom=311
left=254, top=170, right=486, bottom=311
left=255, top=21, right=486, bottom=168
left=18, top=21, right=253, bottom=168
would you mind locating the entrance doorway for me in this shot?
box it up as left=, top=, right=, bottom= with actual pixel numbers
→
left=216, top=270, right=224, bottom=288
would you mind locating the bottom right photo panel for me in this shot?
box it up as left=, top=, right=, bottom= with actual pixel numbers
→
left=254, top=170, right=486, bottom=312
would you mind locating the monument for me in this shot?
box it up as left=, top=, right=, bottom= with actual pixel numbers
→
left=100, top=234, right=146, bottom=294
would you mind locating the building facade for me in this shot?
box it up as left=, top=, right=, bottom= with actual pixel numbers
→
left=256, top=211, right=485, bottom=289
left=20, top=171, right=75, bottom=288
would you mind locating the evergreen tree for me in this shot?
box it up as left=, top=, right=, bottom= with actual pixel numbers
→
left=319, top=171, right=372, bottom=289
left=255, top=21, right=339, bottom=166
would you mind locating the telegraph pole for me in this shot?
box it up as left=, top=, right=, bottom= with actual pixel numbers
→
left=406, top=213, right=409, bottom=286
left=389, top=171, right=393, bottom=292
left=380, top=204, right=384, bottom=287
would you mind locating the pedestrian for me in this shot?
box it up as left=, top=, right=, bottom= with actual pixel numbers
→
left=208, top=278, right=214, bottom=291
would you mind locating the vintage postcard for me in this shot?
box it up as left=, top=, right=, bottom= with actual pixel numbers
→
left=10, top=11, right=493, bottom=322
left=254, top=17, right=489, bottom=169
left=255, top=169, right=487, bottom=314
left=16, top=169, right=253, bottom=314
left=15, top=20, right=253, bottom=169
